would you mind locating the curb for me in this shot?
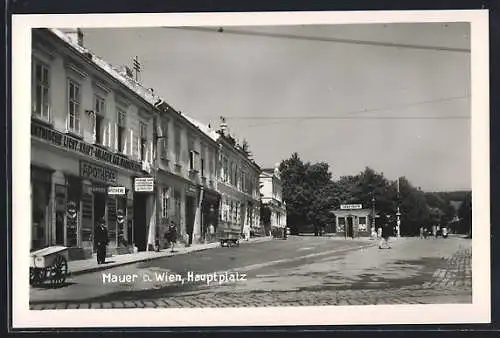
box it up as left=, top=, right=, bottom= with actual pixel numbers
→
left=68, top=237, right=272, bottom=277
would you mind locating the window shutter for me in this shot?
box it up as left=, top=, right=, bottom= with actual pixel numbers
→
left=128, top=128, right=133, bottom=157
left=136, top=137, right=141, bottom=161
left=148, top=140, right=153, bottom=163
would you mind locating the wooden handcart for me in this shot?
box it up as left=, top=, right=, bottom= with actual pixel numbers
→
left=29, top=246, right=69, bottom=288
left=217, top=229, right=240, bottom=247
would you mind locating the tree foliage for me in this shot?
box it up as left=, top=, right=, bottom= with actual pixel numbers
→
left=279, top=152, right=469, bottom=236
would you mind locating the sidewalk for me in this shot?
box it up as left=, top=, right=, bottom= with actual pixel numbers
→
left=67, top=236, right=272, bottom=277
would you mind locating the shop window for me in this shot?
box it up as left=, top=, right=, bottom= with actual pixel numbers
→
left=32, top=60, right=50, bottom=122
left=31, top=178, right=51, bottom=250
left=116, top=197, right=127, bottom=247
left=337, top=217, right=346, bottom=232
left=67, top=79, right=81, bottom=134
left=359, top=216, right=367, bottom=231
left=66, top=176, right=82, bottom=247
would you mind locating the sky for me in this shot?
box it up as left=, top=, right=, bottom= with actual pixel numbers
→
left=79, top=23, right=471, bottom=192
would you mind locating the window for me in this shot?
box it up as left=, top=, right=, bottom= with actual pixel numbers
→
left=160, top=119, right=169, bottom=160
left=358, top=216, right=367, bottom=231
left=200, top=144, right=206, bottom=177
left=117, top=109, right=126, bottom=153
left=161, top=187, right=169, bottom=218
left=174, top=127, right=181, bottom=163
left=67, top=79, right=81, bottom=133
left=189, top=150, right=199, bottom=172
left=94, top=95, right=105, bottom=145
left=32, top=60, right=50, bottom=121
left=140, top=122, right=148, bottom=161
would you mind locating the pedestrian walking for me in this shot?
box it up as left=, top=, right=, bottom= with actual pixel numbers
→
left=164, top=221, right=178, bottom=253
left=432, top=224, right=437, bottom=239
left=419, top=226, right=424, bottom=239
left=95, top=217, right=109, bottom=264
left=208, top=223, right=215, bottom=242
left=379, top=216, right=393, bottom=249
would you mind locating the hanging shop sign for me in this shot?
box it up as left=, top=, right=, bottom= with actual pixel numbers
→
left=80, top=160, right=118, bottom=184
left=32, top=121, right=142, bottom=172
left=134, top=177, right=154, bottom=192
left=340, top=204, right=363, bottom=210
left=108, top=186, right=126, bottom=195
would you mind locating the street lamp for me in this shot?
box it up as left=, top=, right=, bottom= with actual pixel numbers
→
left=371, top=194, right=376, bottom=239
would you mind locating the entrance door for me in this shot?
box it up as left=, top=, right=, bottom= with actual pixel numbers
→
left=133, top=193, right=147, bottom=251
left=185, top=196, right=195, bottom=245
left=93, top=192, right=106, bottom=251
left=347, top=217, right=354, bottom=238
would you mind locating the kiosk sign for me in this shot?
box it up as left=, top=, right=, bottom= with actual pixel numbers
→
left=340, top=204, right=363, bottom=210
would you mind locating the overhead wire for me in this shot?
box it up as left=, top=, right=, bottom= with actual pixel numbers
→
left=165, top=26, right=470, bottom=53
left=221, top=95, right=470, bottom=123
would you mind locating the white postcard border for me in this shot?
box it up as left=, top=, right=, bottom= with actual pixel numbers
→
left=12, top=10, right=490, bottom=328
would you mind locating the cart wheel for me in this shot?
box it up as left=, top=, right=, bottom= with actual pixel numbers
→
left=31, top=268, right=45, bottom=286
left=48, top=255, right=68, bottom=287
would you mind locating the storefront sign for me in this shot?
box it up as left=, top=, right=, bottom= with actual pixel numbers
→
left=32, top=122, right=142, bottom=172
left=80, top=160, right=118, bottom=184
left=134, top=177, right=154, bottom=192
left=108, top=186, right=126, bottom=195
left=340, top=204, right=362, bottom=210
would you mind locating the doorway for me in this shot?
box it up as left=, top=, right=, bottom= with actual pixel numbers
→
left=185, top=196, right=195, bottom=245
left=93, top=192, right=106, bottom=251
left=133, top=193, right=147, bottom=251
left=346, top=216, right=354, bottom=238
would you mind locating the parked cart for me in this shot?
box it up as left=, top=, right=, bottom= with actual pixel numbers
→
left=217, top=228, right=240, bottom=247
left=30, top=246, right=69, bottom=287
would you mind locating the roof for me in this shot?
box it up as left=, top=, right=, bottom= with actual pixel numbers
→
left=182, top=114, right=220, bottom=142
left=49, top=28, right=159, bottom=108
left=330, top=209, right=374, bottom=216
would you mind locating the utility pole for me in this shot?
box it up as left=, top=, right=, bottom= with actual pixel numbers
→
left=371, top=194, right=376, bottom=238
left=396, top=177, right=401, bottom=238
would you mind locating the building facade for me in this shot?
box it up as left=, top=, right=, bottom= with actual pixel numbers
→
left=259, top=167, right=287, bottom=235
left=215, top=123, right=262, bottom=239
left=30, top=28, right=221, bottom=260
left=30, top=28, right=160, bottom=259
left=154, top=107, right=220, bottom=246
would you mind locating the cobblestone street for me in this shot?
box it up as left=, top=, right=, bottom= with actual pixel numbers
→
left=30, top=236, right=472, bottom=309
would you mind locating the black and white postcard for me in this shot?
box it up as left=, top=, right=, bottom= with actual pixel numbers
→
left=12, top=10, right=490, bottom=328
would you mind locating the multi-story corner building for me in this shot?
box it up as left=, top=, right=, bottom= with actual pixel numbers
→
left=215, top=120, right=262, bottom=238
left=30, top=28, right=216, bottom=259
left=259, top=166, right=287, bottom=235
left=30, top=28, right=159, bottom=259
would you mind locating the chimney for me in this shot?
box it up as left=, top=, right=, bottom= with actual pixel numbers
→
left=63, top=28, right=84, bottom=47
left=219, top=116, right=228, bottom=134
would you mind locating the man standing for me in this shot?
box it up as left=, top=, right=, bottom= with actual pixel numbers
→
left=95, top=217, right=109, bottom=264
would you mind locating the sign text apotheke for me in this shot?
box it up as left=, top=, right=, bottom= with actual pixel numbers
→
left=80, top=160, right=118, bottom=184
left=340, top=204, right=363, bottom=210
left=32, top=122, right=142, bottom=172
left=108, top=186, right=126, bottom=195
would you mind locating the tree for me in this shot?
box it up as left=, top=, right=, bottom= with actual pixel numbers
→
left=458, top=192, right=472, bottom=236
left=280, top=153, right=310, bottom=234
